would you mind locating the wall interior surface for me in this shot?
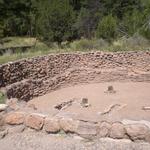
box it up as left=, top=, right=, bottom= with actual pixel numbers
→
left=0, top=51, right=150, bottom=101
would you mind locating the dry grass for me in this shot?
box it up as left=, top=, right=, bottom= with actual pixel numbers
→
left=0, top=36, right=150, bottom=64
left=0, top=37, right=36, bottom=49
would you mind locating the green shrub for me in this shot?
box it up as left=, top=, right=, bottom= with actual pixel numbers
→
left=70, top=38, right=108, bottom=51
left=96, top=15, right=118, bottom=41
left=122, top=10, right=144, bottom=36
left=37, top=0, right=75, bottom=45
left=140, top=24, right=150, bottom=39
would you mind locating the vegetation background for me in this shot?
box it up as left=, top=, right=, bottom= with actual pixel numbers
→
left=0, top=0, right=150, bottom=63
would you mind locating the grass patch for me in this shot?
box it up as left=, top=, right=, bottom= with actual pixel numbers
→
left=0, top=92, right=6, bottom=104
left=0, top=48, right=68, bottom=64
left=0, top=36, right=150, bottom=64
left=0, top=37, right=36, bottom=49
left=69, top=38, right=109, bottom=51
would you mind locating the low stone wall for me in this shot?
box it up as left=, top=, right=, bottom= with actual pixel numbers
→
left=1, top=111, right=150, bottom=142
left=0, top=51, right=150, bottom=101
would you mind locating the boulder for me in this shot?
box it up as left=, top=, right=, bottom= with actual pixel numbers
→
left=98, top=121, right=112, bottom=137
left=25, top=113, right=45, bottom=130
left=109, top=122, right=126, bottom=139
left=60, top=117, right=79, bottom=133
left=44, top=117, right=60, bottom=133
left=76, top=121, right=98, bottom=138
left=125, top=124, right=150, bottom=141
left=5, top=112, right=25, bottom=125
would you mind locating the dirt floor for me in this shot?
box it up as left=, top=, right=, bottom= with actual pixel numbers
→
left=1, top=130, right=150, bottom=150
left=26, top=82, right=150, bottom=122
left=1, top=82, right=150, bottom=150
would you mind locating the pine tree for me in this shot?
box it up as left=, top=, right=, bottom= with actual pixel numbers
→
left=75, top=0, right=101, bottom=38
left=96, top=15, right=118, bottom=41
left=37, top=0, right=75, bottom=45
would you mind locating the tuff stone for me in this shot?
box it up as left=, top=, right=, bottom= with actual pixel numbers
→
left=44, top=117, right=60, bottom=133
left=109, top=122, right=126, bottom=139
left=60, top=117, right=79, bottom=133
left=5, top=112, right=25, bottom=125
left=98, top=121, right=112, bottom=137
left=125, top=124, right=150, bottom=141
left=25, top=113, right=45, bottom=130
left=75, top=121, right=98, bottom=138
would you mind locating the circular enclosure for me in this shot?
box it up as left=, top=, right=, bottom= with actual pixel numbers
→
left=1, top=51, right=150, bottom=139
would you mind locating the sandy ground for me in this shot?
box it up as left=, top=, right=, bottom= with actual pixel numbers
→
left=28, top=82, right=150, bottom=122
left=1, top=82, right=150, bottom=150
left=0, top=131, right=150, bottom=150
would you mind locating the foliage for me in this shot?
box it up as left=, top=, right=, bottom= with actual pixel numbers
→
left=0, top=35, right=150, bottom=64
left=0, top=91, right=6, bottom=104
left=0, top=0, right=150, bottom=46
left=70, top=38, right=108, bottom=50
left=37, top=0, right=76, bottom=45
left=96, top=15, right=118, bottom=41
left=0, top=37, right=36, bottom=48
left=139, top=0, right=150, bottom=39
left=75, top=0, right=101, bottom=38
left=122, top=10, right=144, bottom=36
left=101, top=0, right=142, bottom=19
left=0, top=0, right=37, bottom=37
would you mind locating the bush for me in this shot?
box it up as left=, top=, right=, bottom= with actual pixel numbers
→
left=96, top=15, right=118, bottom=41
left=70, top=38, right=108, bottom=51
left=140, top=23, right=150, bottom=39
left=122, top=10, right=144, bottom=36
left=109, top=35, right=150, bottom=51
left=37, top=0, right=76, bottom=45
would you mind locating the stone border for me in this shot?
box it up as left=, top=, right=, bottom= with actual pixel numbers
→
left=2, top=111, right=150, bottom=143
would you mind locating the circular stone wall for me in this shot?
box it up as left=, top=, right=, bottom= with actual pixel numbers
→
left=0, top=51, right=150, bottom=101
left=1, top=51, right=150, bottom=143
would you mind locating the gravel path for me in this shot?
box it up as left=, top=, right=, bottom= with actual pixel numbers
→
left=0, top=131, right=150, bottom=150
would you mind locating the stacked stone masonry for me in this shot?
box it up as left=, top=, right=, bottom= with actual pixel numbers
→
left=0, top=51, right=150, bottom=101
left=3, top=111, right=150, bottom=143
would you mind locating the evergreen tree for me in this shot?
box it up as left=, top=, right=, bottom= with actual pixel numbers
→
left=0, top=0, right=149, bottom=42
left=75, top=0, right=101, bottom=38
left=122, top=10, right=144, bottom=36
left=0, top=0, right=37, bottom=37
left=139, top=0, right=150, bottom=39
left=37, top=0, right=75, bottom=45
left=101, top=0, right=142, bottom=19
left=96, top=15, right=117, bottom=41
